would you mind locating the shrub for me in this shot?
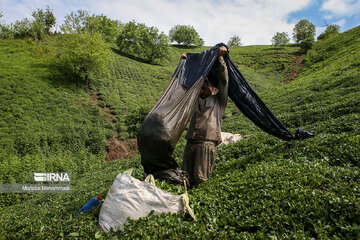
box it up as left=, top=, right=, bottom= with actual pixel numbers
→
left=300, top=37, right=314, bottom=53
left=56, top=32, right=112, bottom=90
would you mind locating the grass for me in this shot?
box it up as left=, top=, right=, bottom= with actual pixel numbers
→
left=0, top=25, right=359, bottom=239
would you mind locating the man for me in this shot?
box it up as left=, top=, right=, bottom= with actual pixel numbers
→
left=181, top=45, right=229, bottom=186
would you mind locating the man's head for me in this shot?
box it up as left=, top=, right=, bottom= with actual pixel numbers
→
left=200, top=79, right=215, bottom=99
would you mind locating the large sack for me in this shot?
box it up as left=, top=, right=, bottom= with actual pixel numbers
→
left=138, top=43, right=313, bottom=175
left=152, top=167, right=190, bottom=187
left=98, top=172, right=195, bottom=232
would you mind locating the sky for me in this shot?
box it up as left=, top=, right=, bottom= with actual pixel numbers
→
left=1, top=0, right=359, bottom=46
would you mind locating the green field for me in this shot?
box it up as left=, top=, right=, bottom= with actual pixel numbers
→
left=0, top=26, right=359, bottom=239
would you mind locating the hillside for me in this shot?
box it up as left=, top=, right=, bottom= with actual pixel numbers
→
left=0, top=25, right=359, bottom=239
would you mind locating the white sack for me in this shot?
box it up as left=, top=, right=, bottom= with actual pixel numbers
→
left=219, top=131, right=244, bottom=146
left=98, top=173, right=187, bottom=232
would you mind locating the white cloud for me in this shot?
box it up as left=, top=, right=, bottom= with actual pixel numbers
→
left=321, top=0, right=360, bottom=18
left=1, top=0, right=314, bottom=45
left=89, top=0, right=312, bottom=45
left=0, top=0, right=78, bottom=25
left=334, top=18, right=347, bottom=28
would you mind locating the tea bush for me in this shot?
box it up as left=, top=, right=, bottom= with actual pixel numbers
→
left=0, top=39, right=110, bottom=207
left=1, top=26, right=359, bottom=239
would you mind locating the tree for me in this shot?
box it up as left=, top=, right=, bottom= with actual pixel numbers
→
left=31, top=5, right=56, bottom=39
left=61, top=10, right=122, bottom=42
left=56, top=32, right=112, bottom=90
left=317, top=24, right=340, bottom=40
left=12, top=18, right=35, bottom=39
left=198, top=38, right=205, bottom=46
left=142, top=26, right=169, bottom=63
left=116, top=21, right=169, bottom=63
left=84, top=14, right=123, bottom=42
left=0, top=12, right=13, bottom=39
left=271, top=32, right=290, bottom=47
left=228, top=35, right=242, bottom=47
left=44, top=6, right=56, bottom=34
left=61, top=10, right=89, bottom=34
left=293, top=19, right=315, bottom=43
left=169, top=25, right=201, bottom=46
left=0, top=7, right=55, bottom=40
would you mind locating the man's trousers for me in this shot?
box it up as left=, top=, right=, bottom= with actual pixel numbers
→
left=181, top=140, right=217, bottom=186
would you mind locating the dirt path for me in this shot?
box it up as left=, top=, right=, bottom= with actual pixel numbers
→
left=89, top=92, right=139, bottom=161
left=106, top=132, right=138, bottom=162
left=284, top=54, right=303, bottom=84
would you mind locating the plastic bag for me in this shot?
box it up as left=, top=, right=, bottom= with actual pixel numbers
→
left=98, top=171, right=195, bottom=233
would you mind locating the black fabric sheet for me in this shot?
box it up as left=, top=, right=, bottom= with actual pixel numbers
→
left=138, top=43, right=313, bottom=174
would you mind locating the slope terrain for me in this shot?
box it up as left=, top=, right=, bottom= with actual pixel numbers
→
left=0, top=26, right=359, bottom=239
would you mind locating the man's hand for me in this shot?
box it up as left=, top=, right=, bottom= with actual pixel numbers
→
left=181, top=53, right=187, bottom=60
left=218, top=46, right=227, bottom=57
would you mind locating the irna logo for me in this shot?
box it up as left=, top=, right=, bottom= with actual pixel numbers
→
left=34, top=172, right=71, bottom=182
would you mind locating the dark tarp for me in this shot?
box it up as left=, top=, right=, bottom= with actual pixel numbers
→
left=137, top=43, right=313, bottom=175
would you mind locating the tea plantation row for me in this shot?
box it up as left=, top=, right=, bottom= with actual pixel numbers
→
left=0, top=26, right=359, bottom=239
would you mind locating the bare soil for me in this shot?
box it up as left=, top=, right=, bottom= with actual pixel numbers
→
left=106, top=132, right=138, bottom=162
left=88, top=91, right=139, bottom=161
left=284, top=55, right=303, bottom=84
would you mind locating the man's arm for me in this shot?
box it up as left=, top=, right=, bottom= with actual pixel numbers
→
left=217, top=46, right=229, bottom=107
